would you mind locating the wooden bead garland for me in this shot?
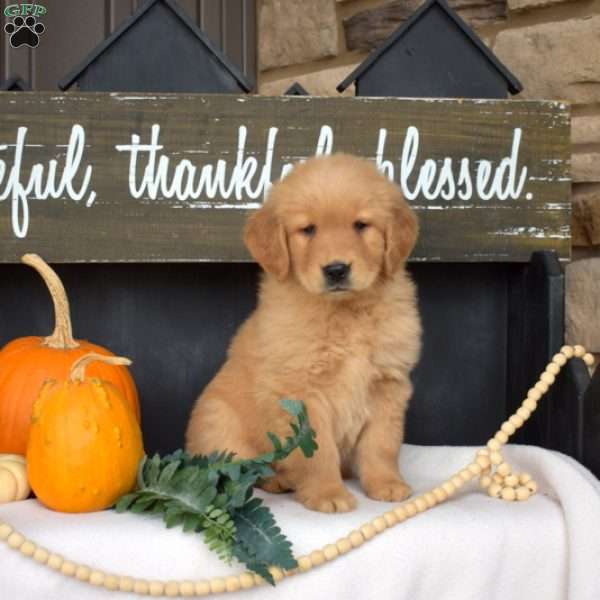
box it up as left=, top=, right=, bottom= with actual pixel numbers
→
left=0, top=345, right=594, bottom=597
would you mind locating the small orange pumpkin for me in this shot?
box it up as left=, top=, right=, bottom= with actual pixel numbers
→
left=0, top=254, right=140, bottom=454
left=26, top=353, right=144, bottom=513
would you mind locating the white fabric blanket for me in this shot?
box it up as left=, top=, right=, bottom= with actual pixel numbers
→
left=1, top=444, right=599, bottom=600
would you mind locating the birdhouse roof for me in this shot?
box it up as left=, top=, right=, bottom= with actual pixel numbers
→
left=337, top=0, right=522, bottom=94
left=284, top=82, right=309, bottom=96
left=58, top=0, right=253, bottom=92
left=0, top=75, right=30, bottom=91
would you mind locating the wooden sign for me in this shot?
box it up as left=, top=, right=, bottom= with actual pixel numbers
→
left=0, top=93, right=570, bottom=262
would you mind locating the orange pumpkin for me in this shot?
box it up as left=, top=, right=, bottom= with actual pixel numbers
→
left=27, top=353, right=144, bottom=513
left=0, top=254, right=140, bottom=454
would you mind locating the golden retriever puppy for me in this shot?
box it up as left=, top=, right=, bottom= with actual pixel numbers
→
left=185, top=153, right=421, bottom=513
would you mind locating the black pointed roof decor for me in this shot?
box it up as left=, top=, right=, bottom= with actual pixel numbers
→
left=284, top=82, right=309, bottom=96
left=58, top=0, right=253, bottom=93
left=337, top=0, right=522, bottom=98
left=0, top=75, right=30, bottom=91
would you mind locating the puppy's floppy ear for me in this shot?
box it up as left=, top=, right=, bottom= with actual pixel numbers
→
left=244, top=203, right=290, bottom=281
left=384, top=191, right=419, bottom=275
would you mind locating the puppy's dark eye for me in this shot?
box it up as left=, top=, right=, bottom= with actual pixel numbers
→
left=301, top=224, right=316, bottom=237
left=353, top=220, right=369, bottom=233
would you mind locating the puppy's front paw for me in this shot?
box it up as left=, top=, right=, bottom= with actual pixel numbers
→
left=258, top=475, right=291, bottom=494
left=296, top=484, right=357, bottom=513
left=363, top=478, right=412, bottom=502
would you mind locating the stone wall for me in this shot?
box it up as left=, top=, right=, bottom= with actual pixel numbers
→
left=257, top=0, right=600, bottom=369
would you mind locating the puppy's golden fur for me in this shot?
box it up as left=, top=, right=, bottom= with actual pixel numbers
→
left=186, top=154, right=421, bottom=513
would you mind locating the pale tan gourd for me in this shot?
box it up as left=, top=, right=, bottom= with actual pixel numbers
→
left=0, top=454, right=30, bottom=504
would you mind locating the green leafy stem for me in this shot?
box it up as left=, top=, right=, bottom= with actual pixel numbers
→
left=115, top=399, right=318, bottom=585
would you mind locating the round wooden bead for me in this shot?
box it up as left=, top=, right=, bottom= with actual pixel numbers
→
left=405, top=502, right=418, bottom=517
left=164, top=581, right=180, bottom=597
left=209, top=578, right=226, bottom=594
left=60, top=560, right=77, bottom=577
left=516, top=486, right=531, bottom=501
left=442, top=481, right=456, bottom=496
left=517, top=407, right=531, bottom=420
left=7, top=532, right=24, bottom=549
left=47, top=554, right=64, bottom=570
left=494, top=431, right=509, bottom=444
left=487, top=439, right=501, bottom=452
left=33, top=547, right=49, bottom=564
left=89, top=570, right=105, bottom=586
left=148, top=580, right=164, bottom=596
left=177, top=581, right=194, bottom=596
left=133, top=580, right=150, bottom=595
left=360, top=523, right=377, bottom=539
left=468, top=462, right=483, bottom=476
left=433, top=487, right=448, bottom=502
left=383, top=511, right=398, bottom=526
left=19, top=540, right=36, bottom=557
left=456, top=469, right=469, bottom=483
left=493, top=473, right=505, bottom=485
left=477, top=449, right=490, bottom=457
left=540, top=372, right=555, bottom=385
left=225, top=576, right=241, bottom=592
left=239, top=573, right=255, bottom=590
left=488, top=483, right=502, bottom=498
left=490, top=451, right=503, bottom=465
left=501, top=487, right=516, bottom=501
left=298, top=555, right=312, bottom=571
left=336, top=538, right=352, bottom=554
left=424, top=492, right=437, bottom=507
left=552, top=353, right=567, bottom=366
left=394, top=506, right=408, bottom=521
left=534, top=381, right=549, bottom=394
left=105, top=575, right=120, bottom=591
left=476, top=455, right=491, bottom=469
left=76, top=566, right=91, bottom=582
left=324, top=543, right=339, bottom=560
left=271, top=567, right=285, bottom=582
left=118, top=576, right=134, bottom=591
left=414, top=496, right=428, bottom=512
left=372, top=516, right=387, bottom=532
left=504, top=474, right=519, bottom=487
left=480, top=475, right=492, bottom=489
left=497, top=462, right=512, bottom=477
left=501, top=421, right=516, bottom=436
left=546, top=362, right=560, bottom=376
left=526, top=480, right=538, bottom=494
left=583, top=353, right=595, bottom=366
left=349, top=530, right=365, bottom=547
left=560, top=345, right=574, bottom=358
left=523, top=398, right=537, bottom=411
left=194, top=580, right=210, bottom=596
left=519, top=472, right=532, bottom=485
left=573, top=345, right=586, bottom=357
left=0, top=523, right=13, bottom=540
left=527, top=388, right=543, bottom=402
left=450, top=476, right=464, bottom=489
left=310, top=550, right=326, bottom=566
left=510, top=414, right=524, bottom=428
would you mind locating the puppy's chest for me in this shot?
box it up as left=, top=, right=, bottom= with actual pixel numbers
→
left=307, top=310, right=400, bottom=383
left=305, top=312, right=397, bottom=445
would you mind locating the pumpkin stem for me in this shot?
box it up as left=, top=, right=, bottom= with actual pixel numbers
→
left=21, top=253, right=80, bottom=350
left=70, top=353, right=132, bottom=383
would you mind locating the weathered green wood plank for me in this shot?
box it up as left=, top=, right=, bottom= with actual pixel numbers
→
left=0, top=93, right=570, bottom=262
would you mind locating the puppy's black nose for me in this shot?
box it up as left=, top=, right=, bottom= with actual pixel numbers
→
left=322, top=262, right=350, bottom=285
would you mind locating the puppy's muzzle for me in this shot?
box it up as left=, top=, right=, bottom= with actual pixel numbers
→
left=322, top=261, right=351, bottom=290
